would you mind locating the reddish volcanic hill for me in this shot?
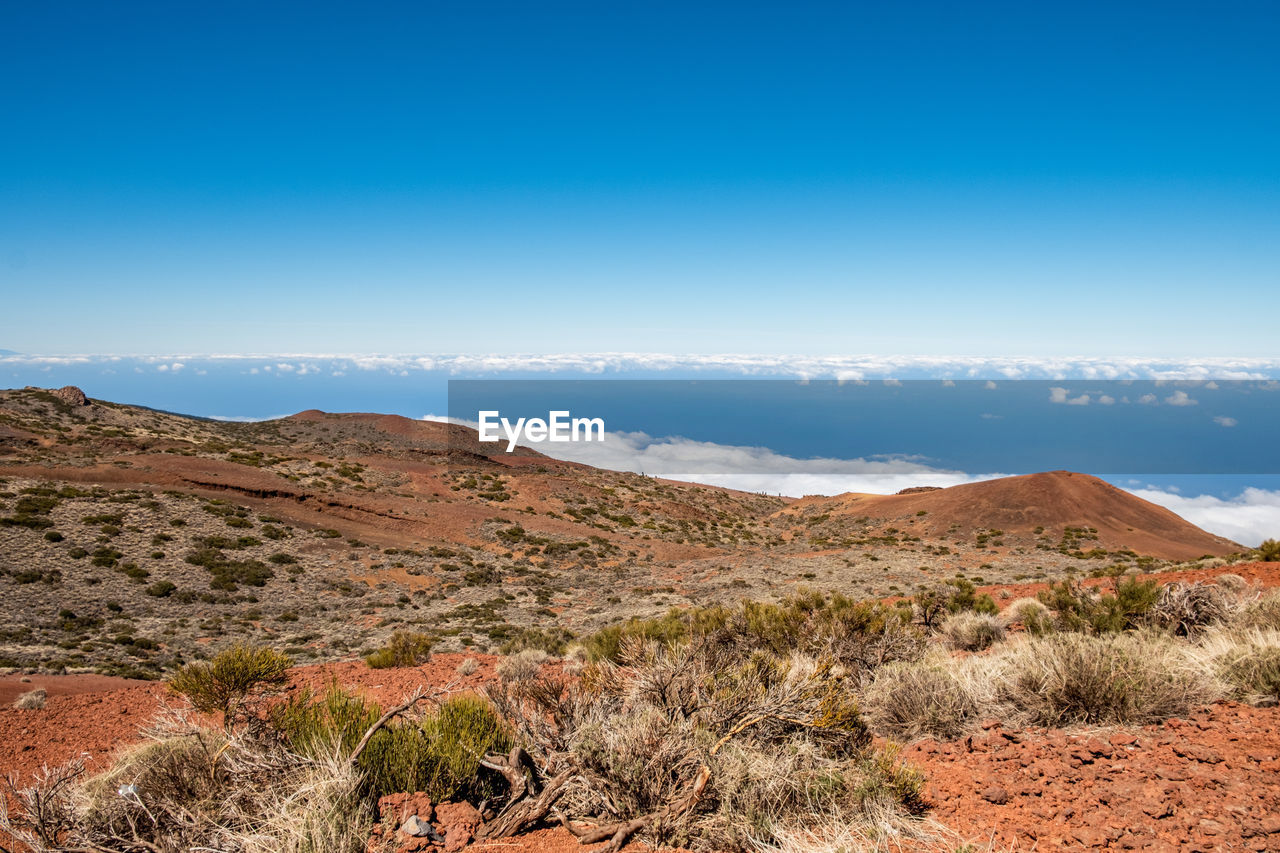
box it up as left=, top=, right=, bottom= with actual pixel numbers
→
left=787, top=470, right=1242, bottom=561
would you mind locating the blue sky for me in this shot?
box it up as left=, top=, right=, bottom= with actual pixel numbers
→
left=2, top=1, right=1278, bottom=356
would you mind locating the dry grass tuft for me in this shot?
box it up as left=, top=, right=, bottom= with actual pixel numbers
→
left=993, top=631, right=1218, bottom=727
left=495, top=648, right=548, bottom=683
left=1194, top=627, right=1280, bottom=706
left=1237, top=589, right=1280, bottom=631
left=863, top=630, right=1224, bottom=739
left=940, top=612, right=1005, bottom=651
left=998, top=597, right=1050, bottom=629
left=860, top=653, right=985, bottom=741
left=13, top=687, right=47, bottom=710
left=2, top=708, right=371, bottom=853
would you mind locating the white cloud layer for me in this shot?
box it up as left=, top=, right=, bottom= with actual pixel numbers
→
left=526, top=428, right=1005, bottom=496
left=1128, top=487, right=1280, bottom=548
left=513, top=427, right=1279, bottom=547
left=7, top=353, right=1280, bottom=379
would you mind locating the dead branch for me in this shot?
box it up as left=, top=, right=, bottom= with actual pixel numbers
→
left=349, top=681, right=456, bottom=765
left=475, top=768, right=574, bottom=840
left=563, top=764, right=711, bottom=852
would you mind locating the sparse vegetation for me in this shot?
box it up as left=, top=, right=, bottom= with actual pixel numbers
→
left=13, top=687, right=47, bottom=710
left=364, top=631, right=432, bottom=669
left=168, top=644, right=293, bottom=728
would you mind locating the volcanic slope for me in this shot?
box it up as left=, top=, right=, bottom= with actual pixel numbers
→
left=780, top=471, right=1240, bottom=562
left=0, top=386, right=1248, bottom=676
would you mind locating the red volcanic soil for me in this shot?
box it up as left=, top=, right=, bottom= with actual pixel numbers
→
left=5, top=573, right=1280, bottom=852
left=0, top=673, right=152, bottom=707
left=909, top=703, right=1280, bottom=852
left=0, top=654, right=496, bottom=784
left=971, top=560, right=1280, bottom=605
left=791, top=470, right=1243, bottom=561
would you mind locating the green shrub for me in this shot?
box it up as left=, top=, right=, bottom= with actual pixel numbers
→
left=585, top=590, right=921, bottom=676
left=585, top=608, right=692, bottom=662
left=1257, top=539, right=1280, bottom=562
left=498, top=625, right=574, bottom=656
left=364, top=631, right=432, bottom=669
left=1037, top=576, right=1159, bottom=634
left=273, top=685, right=510, bottom=801
left=146, top=580, right=177, bottom=598
left=169, top=644, right=293, bottom=728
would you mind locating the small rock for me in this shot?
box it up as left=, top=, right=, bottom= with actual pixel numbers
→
left=399, top=815, right=441, bottom=840
left=1070, top=826, right=1106, bottom=847
left=1198, top=818, right=1224, bottom=836
left=1154, top=765, right=1189, bottom=782
left=981, top=785, right=1010, bottom=805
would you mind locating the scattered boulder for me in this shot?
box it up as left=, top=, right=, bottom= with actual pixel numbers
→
left=52, top=386, right=88, bottom=406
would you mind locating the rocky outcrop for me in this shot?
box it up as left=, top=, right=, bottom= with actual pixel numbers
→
left=52, top=386, right=88, bottom=406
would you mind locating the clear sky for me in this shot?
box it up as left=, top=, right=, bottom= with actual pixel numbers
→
left=2, top=1, right=1277, bottom=356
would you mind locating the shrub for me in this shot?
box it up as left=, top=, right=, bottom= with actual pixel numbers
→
left=586, top=590, right=923, bottom=677
left=998, top=597, right=1053, bottom=634
left=939, top=612, right=1004, bottom=651
left=861, top=656, right=982, bottom=740
left=364, top=631, right=432, bottom=669
left=485, top=635, right=927, bottom=851
left=1237, top=589, right=1280, bottom=630
left=1037, top=576, right=1159, bottom=634
left=495, top=649, right=548, bottom=683
left=146, top=580, right=177, bottom=598
left=1150, top=581, right=1235, bottom=636
left=584, top=608, right=690, bottom=662
left=168, top=645, right=293, bottom=728
left=1198, top=628, right=1280, bottom=705
left=13, top=687, right=47, bottom=710
left=273, top=685, right=511, bottom=802
left=456, top=657, right=480, bottom=676
left=497, top=625, right=574, bottom=656
left=1257, top=539, right=1280, bottom=562
left=995, top=631, right=1217, bottom=726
